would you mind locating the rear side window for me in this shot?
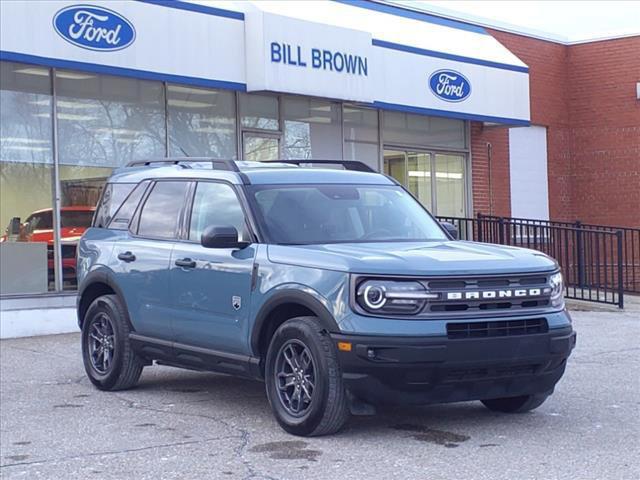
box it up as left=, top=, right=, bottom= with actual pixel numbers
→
left=137, top=181, right=189, bottom=239
left=109, top=181, right=150, bottom=230
left=94, top=183, right=136, bottom=228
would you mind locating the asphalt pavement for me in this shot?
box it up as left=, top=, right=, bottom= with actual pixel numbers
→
left=1, top=306, right=639, bottom=480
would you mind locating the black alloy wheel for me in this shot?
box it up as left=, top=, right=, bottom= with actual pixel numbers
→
left=87, top=312, right=115, bottom=374
left=274, top=339, right=317, bottom=417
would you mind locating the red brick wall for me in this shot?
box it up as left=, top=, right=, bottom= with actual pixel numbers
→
left=567, top=37, right=640, bottom=227
left=470, top=31, right=640, bottom=227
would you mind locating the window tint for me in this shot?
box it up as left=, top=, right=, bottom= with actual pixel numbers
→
left=109, top=181, right=150, bottom=230
left=94, top=183, right=136, bottom=228
left=189, top=182, right=247, bottom=242
left=250, top=185, right=447, bottom=244
left=61, top=210, right=94, bottom=228
left=26, top=211, right=53, bottom=231
left=137, top=181, right=188, bottom=238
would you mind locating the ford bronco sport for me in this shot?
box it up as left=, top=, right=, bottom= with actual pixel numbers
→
left=77, top=158, right=576, bottom=436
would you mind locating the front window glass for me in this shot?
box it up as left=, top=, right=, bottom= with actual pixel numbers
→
left=250, top=185, right=447, bottom=245
left=189, top=182, right=247, bottom=241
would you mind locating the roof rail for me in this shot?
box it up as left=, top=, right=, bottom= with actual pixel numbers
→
left=261, top=159, right=375, bottom=173
left=125, top=158, right=240, bottom=172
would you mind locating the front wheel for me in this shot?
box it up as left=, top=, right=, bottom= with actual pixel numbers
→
left=265, top=316, right=349, bottom=436
left=481, top=393, right=549, bottom=413
left=81, top=294, right=143, bottom=391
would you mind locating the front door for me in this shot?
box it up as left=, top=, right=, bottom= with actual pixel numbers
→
left=170, top=181, right=256, bottom=354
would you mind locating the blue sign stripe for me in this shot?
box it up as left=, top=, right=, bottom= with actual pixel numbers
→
left=332, top=0, right=488, bottom=35
left=0, top=51, right=247, bottom=91
left=372, top=101, right=530, bottom=126
left=136, top=0, right=244, bottom=20
left=372, top=39, right=529, bottom=73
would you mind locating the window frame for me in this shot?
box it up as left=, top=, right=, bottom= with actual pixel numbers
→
left=179, top=179, right=258, bottom=245
left=131, top=179, right=193, bottom=242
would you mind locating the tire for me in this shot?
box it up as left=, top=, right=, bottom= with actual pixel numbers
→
left=265, top=316, right=349, bottom=436
left=481, top=393, right=549, bottom=413
left=81, top=294, right=143, bottom=391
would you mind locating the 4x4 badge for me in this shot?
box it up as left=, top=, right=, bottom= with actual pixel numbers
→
left=232, top=296, right=242, bottom=311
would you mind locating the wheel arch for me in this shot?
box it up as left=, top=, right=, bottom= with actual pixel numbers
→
left=250, top=290, right=340, bottom=362
left=77, top=270, right=131, bottom=330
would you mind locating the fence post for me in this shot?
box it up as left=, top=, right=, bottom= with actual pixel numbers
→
left=476, top=212, right=483, bottom=242
left=617, top=230, right=624, bottom=309
left=575, top=221, right=586, bottom=287
left=498, top=217, right=505, bottom=245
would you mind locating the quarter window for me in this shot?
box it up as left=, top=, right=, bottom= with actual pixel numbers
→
left=108, top=181, right=150, bottom=230
left=189, top=182, right=247, bottom=242
left=137, top=181, right=188, bottom=239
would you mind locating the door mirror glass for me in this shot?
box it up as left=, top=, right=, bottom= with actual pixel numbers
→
left=201, top=225, right=249, bottom=249
left=440, top=221, right=458, bottom=240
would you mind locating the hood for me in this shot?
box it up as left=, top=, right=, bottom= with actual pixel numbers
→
left=267, top=241, right=558, bottom=276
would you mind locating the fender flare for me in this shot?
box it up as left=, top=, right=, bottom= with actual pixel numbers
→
left=250, top=289, right=341, bottom=356
left=77, top=269, right=131, bottom=328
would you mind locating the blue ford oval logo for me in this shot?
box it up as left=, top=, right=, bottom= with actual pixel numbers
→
left=53, top=5, right=136, bottom=52
left=429, top=70, right=471, bottom=102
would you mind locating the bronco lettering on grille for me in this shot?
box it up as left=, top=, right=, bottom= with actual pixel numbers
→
left=447, top=288, right=543, bottom=300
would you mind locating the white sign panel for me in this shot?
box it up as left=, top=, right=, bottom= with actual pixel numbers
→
left=0, top=0, right=246, bottom=89
left=245, top=12, right=375, bottom=102
left=372, top=46, right=530, bottom=123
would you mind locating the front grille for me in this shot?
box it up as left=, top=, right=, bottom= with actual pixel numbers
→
left=446, top=318, right=548, bottom=339
left=62, top=245, right=76, bottom=258
left=423, top=273, right=552, bottom=317
left=46, top=245, right=77, bottom=259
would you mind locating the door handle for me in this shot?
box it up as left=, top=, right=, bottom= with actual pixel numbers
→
left=117, top=251, right=136, bottom=262
left=175, top=258, right=197, bottom=268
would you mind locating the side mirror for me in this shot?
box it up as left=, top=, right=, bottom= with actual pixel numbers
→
left=201, top=225, right=249, bottom=249
left=440, top=221, right=458, bottom=240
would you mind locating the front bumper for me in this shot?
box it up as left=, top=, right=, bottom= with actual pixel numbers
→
left=332, top=325, right=576, bottom=406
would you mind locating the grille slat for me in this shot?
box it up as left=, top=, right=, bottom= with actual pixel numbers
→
left=446, top=318, right=548, bottom=339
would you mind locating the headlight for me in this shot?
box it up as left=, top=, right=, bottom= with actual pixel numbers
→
left=355, top=279, right=437, bottom=315
left=549, top=271, right=564, bottom=308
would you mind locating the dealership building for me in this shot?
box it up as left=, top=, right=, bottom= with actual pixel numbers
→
left=0, top=0, right=638, bottom=335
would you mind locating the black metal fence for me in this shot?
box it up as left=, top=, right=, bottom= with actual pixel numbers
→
left=436, top=213, right=639, bottom=309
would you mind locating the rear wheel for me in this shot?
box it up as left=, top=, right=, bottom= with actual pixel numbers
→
left=265, top=316, right=349, bottom=436
left=81, top=294, right=143, bottom=391
left=481, top=393, right=549, bottom=413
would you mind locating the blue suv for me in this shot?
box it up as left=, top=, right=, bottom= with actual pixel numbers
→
left=77, top=158, right=576, bottom=436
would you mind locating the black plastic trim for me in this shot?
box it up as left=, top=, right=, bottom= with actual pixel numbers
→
left=250, top=290, right=341, bottom=356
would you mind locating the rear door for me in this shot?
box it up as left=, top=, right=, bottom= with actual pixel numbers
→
left=112, top=180, right=191, bottom=341
left=169, top=180, right=256, bottom=354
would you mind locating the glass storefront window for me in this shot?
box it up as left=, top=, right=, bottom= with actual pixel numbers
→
left=435, top=153, right=465, bottom=217
left=283, top=97, right=341, bottom=160
left=343, top=106, right=379, bottom=170
left=239, top=93, right=279, bottom=130
left=56, top=70, right=165, bottom=289
left=0, top=61, right=54, bottom=294
left=384, top=150, right=466, bottom=216
left=167, top=84, right=236, bottom=158
left=383, top=111, right=466, bottom=149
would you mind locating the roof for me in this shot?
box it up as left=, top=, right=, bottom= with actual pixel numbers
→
left=108, top=162, right=395, bottom=186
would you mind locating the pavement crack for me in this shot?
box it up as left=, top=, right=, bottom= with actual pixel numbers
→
left=0, top=436, right=239, bottom=469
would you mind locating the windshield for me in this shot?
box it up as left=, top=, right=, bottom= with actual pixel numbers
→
left=249, top=184, right=448, bottom=244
